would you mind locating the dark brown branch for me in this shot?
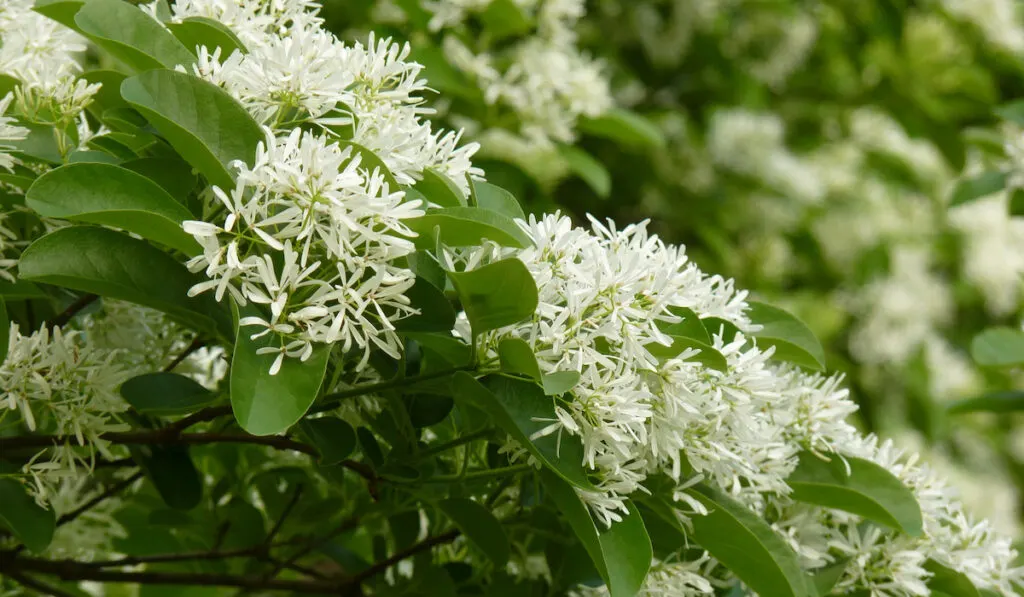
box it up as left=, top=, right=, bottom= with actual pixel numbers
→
left=261, top=515, right=361, bottom=582
left=348, top=529, right=461, bottom=587
left=0, top=432, right=317, bottom=457
left=75, top=540, right=309, bottom=569
left=58, top=471, right=144, bottom=527
left=265, top=485, right=304, bottom=546
left=0, top=555, right=343, bottom=593
left=163, top=337, right=207, bottom=372
left=46, top=294, right=98, bottom=330
left=6, top=570, right=78, bottom=597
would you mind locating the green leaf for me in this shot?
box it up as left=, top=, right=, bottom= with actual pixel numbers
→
left=687, top=485, right=813, bottom=597
left=438, top=498, right=510, bottom=566
left=811, top=561, right=849, bottom=597
left=1010, top=188, right=1024, bottom=217
left=479, top=0, right=532, bottom=40
left=542, top=371, right=580, bottom=396
left=32, top=0, right=85, bottom=31
left=947, top=391, right=1024, bottom=414
left=472, top=180, right=526, bottom=220
left=407, top=332, right=472, bottom=368
left=559, top=145, right=611, bottom=198
left=18, top=226, right=233, bottom=340
left=0, top=279, right=47, bottom=301
left=453, top=373, right=595, bottom=490
left=949, top=171, right=1007, bottom=207
left=925, top=560, right=981, bottom=597
left=405, top=394, right=454, bottom=428
left=0, top=477, right=55, bottom=553
left=357, top=427, right=384, bottom=467
left=121, top=69, right=264, bottom=189
left=499, top=337, right=542, bottom=380
left=579, top=109, right=665, bottom=148
left=788, top=453, right=923, bottom=536
left=747, top=301, right=826, bottom=371
left=414, top=168, right=465, bottom=208
left=167, top=16, right=247, bottom=56
left=995, top=99, right=1024, bottom=126
left=541, top=469, right=652, bottom=597
left=0, top=298, right=7, bottom=363
left=75, top=0, right=195, bottom=72
left=450, top=258, right=538, bottom=335
left=338, top=141, right=399, bottom=189
left=230, top=305, right=331, bottom=435
left=702, top=316, right=743, bottom=343
left=394, top=276, right=456, bottom=333
left=80, top=70, right=130, bottom=118
left=299, top=416, right=357, bottom=465
left=408, top=207, right=531, bottom=249
left=659, top=307, right=712, bottom=345
left=646, top=336, right=729, bottom=372
left=971, top=327, right=1024, bottom=367
left=119, top=373, right=216, bottom=415
left=121, top=157, right=198, bottom=204
left=130, top=444, right=202, bottom=510
left=26, top=163, right=199, bottom=254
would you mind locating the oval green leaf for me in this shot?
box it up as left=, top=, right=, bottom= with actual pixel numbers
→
left=559, top=145, right=611, bottom=198
left=26, top=163, right=199, bottom=254
left=747, top=301, right=826, bottom=371
left=129, top=444, right=202, bottom=510
left=299, top=416, right=357, bottom=465
left=949, top=170, right=1007, bottom=207
left=925, top=560, right=981, bottom=597
left=453, top=373, right=595, bottom=490
left=687, top=485, right=813, bottom=597
left=0, top=477, right=55, bottom=553
left=230, top=306, right=331, bottom=436
left=541, top=469, right=652, bottom=597
left=75, top=0, right=195, bottom=72
left=121, top=69, right=264, bottom=190
left=947, top=391, right=1024, bottom=414
left=579, top=109, right=665, bottom=148
left=472, top=180, right=526, bottom=220
left=646, top=335, right=729, bottom=372
left=439, top=498, right=510, bottom=566
left=971, top=327, right=1024, bottom=368
left=414, top=168, right=465, bottom=208
left=408, top=207, right=532, bottom=250
left=450, top=258, right=538, bottom=335
left=119, top=372, right=216, bottom=416
left=167, top=16, right=247, bottom=56
left=18, top=226, right=233, bottom=340
left=788, top=453, right=923, bottom=536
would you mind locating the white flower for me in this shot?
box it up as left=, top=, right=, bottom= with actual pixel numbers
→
left=0, top=93, right=28, bottom=172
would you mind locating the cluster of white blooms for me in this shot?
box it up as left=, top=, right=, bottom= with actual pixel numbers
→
left=171, top=0, right=481, bottom=372
left=1, top=324, right=130, bottom=502
left=435, top=0, right=613, bottom=147
left=950, top=194, right=1024, bottom=316
left=0, top=0, right=99, bottom=154
left=456, top=213, right=1022, bottom=596
left=706, top=109, right=826, bottom=204
left=722, top=8, right=818, bottom=89
left=0, top=93, right=27, bottom=173
left=939, top=0, right=1024, bottom=53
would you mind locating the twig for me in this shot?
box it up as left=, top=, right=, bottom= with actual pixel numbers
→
left=0, top=555, right=343, bottom=593
left=0, top=432, right=318, bottom=457
left=265, top=485, right=304, bottom=546
left=347, top=529, right=461, bottom=587
left=58, top=471, right=144, bottom=527
left=163, top=337, right=207, bottom=372
left=418, top=428, right=493, bottom=458
left=46, top=294, right=98, bottom=330
left=261, top=515, right=361, bottom=582
left=6, top=570, right=78, bottom=597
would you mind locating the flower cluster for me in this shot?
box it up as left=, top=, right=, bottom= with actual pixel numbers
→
left=459, top=213, right=1021, bottom=596
left=174, top=0, right=481, bottom=372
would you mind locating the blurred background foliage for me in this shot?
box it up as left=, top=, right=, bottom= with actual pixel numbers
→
left=323, top=0, right=1024, bottom=539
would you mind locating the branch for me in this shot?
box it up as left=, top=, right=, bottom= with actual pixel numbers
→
left=265, top=485, right=304, bottom=546
left=163, top=337, right=207, bottom=372
left=46, top=294, right=98, bottom=330
left=5, top=570, right=78, bottom=597
left=348, top=529, right=461, bottom=586
left=0, top=554, right=343, bottom=594
left=58, top=471, right=144, bottom=527
left=0, top=432, right=317, bottom=457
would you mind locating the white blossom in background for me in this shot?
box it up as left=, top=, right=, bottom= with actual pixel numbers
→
left=0, top=93, right=27, bottom=173
left=951, top=194, right=1024, bottom=316
left=849, top=108, right=949, bottom=185
left=723, top=8, right=818, bottom=89
left=39, top=473, right=132, bottom=561
left=433, top=0, right=613, bottom=148
left=0, top=324, right=131, bottom=503
left=939, top=0, right=1024, bottom=53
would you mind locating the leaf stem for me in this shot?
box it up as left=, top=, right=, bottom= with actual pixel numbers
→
left=421, top=464, right=532, bottom=483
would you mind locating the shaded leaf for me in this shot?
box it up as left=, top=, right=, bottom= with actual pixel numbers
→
left=947, top=391, right=1024, bottom=414
left=0, top=477, right=55, bottom=553
left=559, top=145, right=611, bottom=198
left=747, top=301, right=826, bottom=371
left=925, top=560, right=981, bottom=597
left=408, top=207, right=532, bottom=249
left=119, top=372, right=216, bottom=416
left=167, top=16, right=247, bottom=56
left=579, top=109, right=664, bottom=148
left=75, top=0, right=194, bottom=72
left=450, top=258, right=538, bottom=335
left=949, top=171, right=1007, bottom=207
left=299, top=417, right=357, bottom=465
left=971, top=327, right=1024, bottom=367
left=130, top=444, right=202, bottom=510
left=439, top=498, right=510, bottom=566
left=413, top=168, right=465, bottom=208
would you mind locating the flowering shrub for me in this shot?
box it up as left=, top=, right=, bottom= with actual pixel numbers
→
left=0, top=1, right=1022, bottom=597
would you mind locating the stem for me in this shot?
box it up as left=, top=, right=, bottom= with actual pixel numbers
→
left=418, top=428, right=493, bottom=458
left=6, top=570, right=78, bottom=597
left=58, top=471, right=144, bottom=528
left=163, top=337, right=207, bottom=372
left=0, top=433, right=317, bottom=457
left=310, top=366, right=473, bottom=415
left=347, top=529, right=461, bottom=587
left=420, top=464, right=532, bottom=483
left=45, top=293, right=98, bottom=330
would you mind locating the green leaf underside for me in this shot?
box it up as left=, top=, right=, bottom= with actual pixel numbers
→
left=788, top=454, right=923, bottom=536
left=17, top=226, right=233, bottom=340
left=439, top=498, right=511, bottom=566
left=75, top=0, right=195, bottom=72
left=687, top=485, right=813, bottom=597
left=119, top=373, right=216, bottom=415
left=747, top=301, right=826, bottom=371
left=453, top=373, right=595, bottom=490
left=541, top=469, right=652, bottom=597
left=130, top=445, right=203, bottom=510
left=408, top=207, right=532, bottom=249
left=230, top=305, right=331, bottom=436
left=0, top=478, right=55, bottom=553
left=971, top=327, right=1024, bottom=367
left=26, top=163, right=199, bottom=254
left=450, top=258, right=538, bottom=335
left=121, top=69, right=264, bottom=190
